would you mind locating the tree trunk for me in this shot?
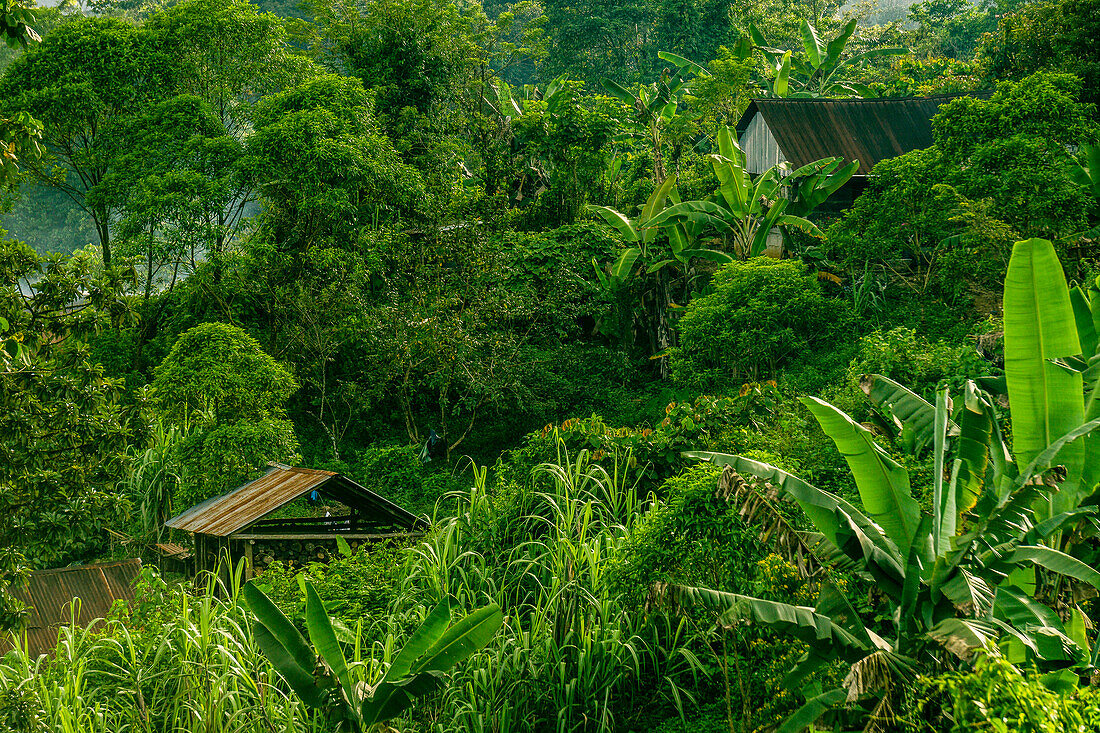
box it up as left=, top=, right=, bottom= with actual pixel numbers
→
left=653, top=267, right=672, bottom=379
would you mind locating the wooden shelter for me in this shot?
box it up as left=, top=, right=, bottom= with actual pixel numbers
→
left=734, top=92, right=993, bottom=210
left=165, top=463, right=427, bottom=578
left=3, top=559, right=142, bottom=657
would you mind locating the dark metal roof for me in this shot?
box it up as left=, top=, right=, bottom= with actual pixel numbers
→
left=165, top=464, right=425, bottom=537
left=735, top=92, right=993, bottom=173
left=5, top=559, right=142, bottom=657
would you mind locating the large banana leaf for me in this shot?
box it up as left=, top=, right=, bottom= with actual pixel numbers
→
left=250, top=624, right=329, bottom=707
left=661, top=584, right=873, bottom=653
left=657, top=50, right=707, bottom=77
left=778, top=688, right=846, bottom=733
left=1007, top=545, right=1100, bottom=590
left=931, top=389, right=953, bottom=555
left=1003, top=238, right=1084, bottom=512
left=774, top=51, right=792, bottom=97
left=641, top=174, right=678, bottom=231
left=610, top=247, right=641, bottom=280
left=384, top=599, right=451, bottom=680
left=684, top=451, right=897, bottom=563
left=361, top=671, right=447, bottom=727
left=801, top=397, right=923, bottom=561
left=822, top=19, right=857, bottom=71
left=242, top=582, right=328, bottom=707
left=587, top=205, right=639, bottom=242
left=303, top=578, right=354, bottom=697
left=800, top=19, right=825, bottom=68
left=860, top=373, right=943, bottom=453
left=775, top=214, right=822, bottom=238
left=924, top=618, right=996, bottom=662
left=599, top=77, right=637, bottom=107
left=410, top=604, right=504, bottom=675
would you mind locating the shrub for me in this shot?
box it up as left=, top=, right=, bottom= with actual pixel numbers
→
left=254, top=541, right=411, bottom=626
left=671, top=258, right=854, bottom=390
left=845, top=327, right=991, bottom=399
left=343, top=443, right=467, bottom=519
left=923, top=649, right=1100, bottom=732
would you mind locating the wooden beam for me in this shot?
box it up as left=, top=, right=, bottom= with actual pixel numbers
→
left=229, top=531, right=425, bottom=541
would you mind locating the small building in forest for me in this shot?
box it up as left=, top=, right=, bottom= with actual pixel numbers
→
left=165, top=463, right=427, bottom=578
left=3, top=559, right=142, bottom=657
left=734, top=92, right=993, bottom=211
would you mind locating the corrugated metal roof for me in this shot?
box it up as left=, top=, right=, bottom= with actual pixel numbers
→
left=736, top=92, right=993, bottom=173
left=164, top=464, right=424, bottom=537
left=5, top=559, right=142, bottom=657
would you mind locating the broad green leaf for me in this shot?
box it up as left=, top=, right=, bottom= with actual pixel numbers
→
left=951, top=383, right=993, bottom=521
left=716, top=125, right=739, bottom=160
left=303, top=579, right=353, bottom=697
left=599, top=77, right=637, bottom=107
left=384, top=599, right=451, bottom=681
left=646, top=259, right=675, bottom=273
left=663, top=585, right=872, bottom=652
left=774, top=214, right=822, bottom=237
left=801, top=397, right=922, bottom=560
left=641, top=174, right=678, bottom=229
left=932, top=389, right=952, bottom=555
left=412, top=604, right=504, bottom=675
left=1010, top=545, right=1100, bottom=590
left=251, top=624, right=328, bottom=707
left=1003, top=238, right=1083, bottom=512
left=1070, top=285, right=1098, bottom=360
left=814, top=582, right=873, bottom=648
left=860, top=373, right=947, bottom=453
left=657, top=51, right=707, bottom=77
left=242, top=581, right=314, bottom=669
left=823, top=19, right=857, bottom=70
left=1015, top=417, right=1100, bottom=488
left=778, top=687, right=846, bottom=733
left=587, top=205, right=640, bottom=242
left=800, top=20, right=824, bottom=69
left=683, top=452, right=903, bottom=583
left=361, top=671, right=446, bottom=726
left=678, top=248, right=734, bottom=264
left=774, top=51, right=791, bottom=97
left=610, top=247, right=641, bottom=280
left=925, top=618, right=995, bottom=661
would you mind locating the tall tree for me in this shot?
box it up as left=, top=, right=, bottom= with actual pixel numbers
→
left=0, top=17, right=167, bottom=265
left=0, top=233, right=134, bottom=630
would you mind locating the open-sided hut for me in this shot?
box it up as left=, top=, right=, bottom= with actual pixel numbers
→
left=164, top=463, right=427, bottom=577
left=734, top=92, right=993, bottom=211
left=3, top=559, right=142, bottom=657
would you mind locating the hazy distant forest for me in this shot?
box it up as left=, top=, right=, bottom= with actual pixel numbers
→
left=1, top=0, right=1100, bottom=729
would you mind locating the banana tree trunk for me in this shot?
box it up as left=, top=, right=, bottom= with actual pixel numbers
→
left=653, top=267, right=672, bottom=379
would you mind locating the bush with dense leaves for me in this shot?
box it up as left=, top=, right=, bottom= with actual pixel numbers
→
left=671, top=258, right=854, bottom=391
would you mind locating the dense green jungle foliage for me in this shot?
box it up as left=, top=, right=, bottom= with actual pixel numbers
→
left=2, top=0, right=1100, bottom=729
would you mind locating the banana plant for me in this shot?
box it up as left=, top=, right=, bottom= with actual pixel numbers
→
left=649, top=127, right=831, bottom=259
left=589, top=173, right=735, bottom=285
left=589, top=174, right=733, bottom=374
left=748, top=19, right=908, bottom=99
left=677, top=388, right=1100, bottom=730
left=665, top=238, right=1100, bottom=729
left=242, top=578, right=504, bottom=731
left=600, top=66, right=695, bottom=184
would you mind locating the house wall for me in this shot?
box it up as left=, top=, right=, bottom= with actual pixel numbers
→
left=742, top=113, right=786, bottom=174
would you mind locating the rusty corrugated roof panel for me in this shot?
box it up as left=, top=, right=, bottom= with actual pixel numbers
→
left=6, top=559, right=141, bottom=657
left=164, top=464, right=424, bottom=537
left=736, top=92, right=992, bottom=173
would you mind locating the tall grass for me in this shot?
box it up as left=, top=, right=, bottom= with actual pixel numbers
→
left=1, top=450, right=709, bottom=733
